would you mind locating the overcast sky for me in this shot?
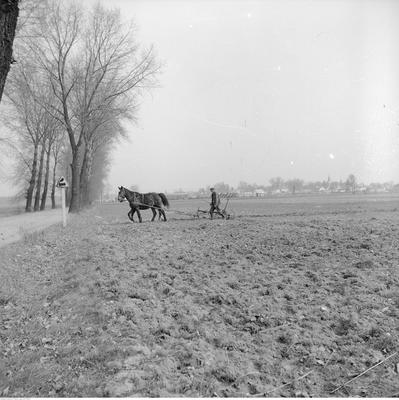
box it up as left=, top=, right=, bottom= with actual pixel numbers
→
left=1, top=0, right=399, bottom=195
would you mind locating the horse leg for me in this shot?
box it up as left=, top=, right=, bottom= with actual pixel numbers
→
left=136, top=209, right=142, bottom=223
left=151, top=207, right=156, bottom=221
left=161, top=209, right=167, bottom=221
left=128, top=208, right=135, bottom=222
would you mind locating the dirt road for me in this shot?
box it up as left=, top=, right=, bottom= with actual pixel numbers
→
left=0, top=209, right=64, bottom=248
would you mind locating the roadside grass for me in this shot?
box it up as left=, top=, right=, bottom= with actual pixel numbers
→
left=1, top=204, right=399, bottom=397
left=21, top=229, right=46, bottom=244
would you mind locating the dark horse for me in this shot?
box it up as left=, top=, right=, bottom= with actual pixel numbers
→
left=118, top=186, right=170, bottom=223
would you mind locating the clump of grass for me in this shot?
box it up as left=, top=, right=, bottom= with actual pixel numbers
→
left=210, top=364, right=238, bottom=384
left=175, top=345, right=195, bottom=371
left=152, top=326, right=171, bottom=342
left=259, top=287, right=272, bottom=296
left=361, top=326, right=383, bottom=342
left=305, top=271, right=319, bottom=283
left=0, top=295, right=11, bottom=306
left=188, top=376, right=217, bottom=397
left=227, top=281, right=240, bottom=290
left=206, top=294, right=225, bottom=305
left=277, top=332, right=293, bottom=345
left=332, top=317, right=357, bottom=336
left=370, top=334, right=396, bottom=354
left=115, top=306, right=135, bottom=322
left=334, top=284, right=346, bottom=296
left=353, top=260, right=374, bottom=269
left=21, top=229, right=45, bottom=244
left=391, top=294, right=399, bottom=309
left=127, top=288, right=149, bottom=301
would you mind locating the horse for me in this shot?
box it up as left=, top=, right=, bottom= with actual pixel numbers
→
left=117, top=186, right=170, bottom=223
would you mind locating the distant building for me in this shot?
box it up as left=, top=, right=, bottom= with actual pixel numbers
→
left=254, top=189, right=266, bottom=197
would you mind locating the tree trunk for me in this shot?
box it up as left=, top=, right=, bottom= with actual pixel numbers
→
left=25, top=143, right=38, bottom=212
left=51, top=159, right=56, bottom=209
left=33, top=142, right=45, bottom=211
left=40, top=145, right=51, bottom=210
left=0, top=0, right=19, bottom=103
left=79, top=143, right=93, bottom=208
left=79, top=144, right=87, bottom=207
left=66, top=164, right=71, bottom=207
left=83, top=154, right=92, bottom=206
left=69, top=146, right=82, bottom=213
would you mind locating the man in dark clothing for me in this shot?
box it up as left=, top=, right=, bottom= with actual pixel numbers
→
left=209, top=188, right=225, bottom=219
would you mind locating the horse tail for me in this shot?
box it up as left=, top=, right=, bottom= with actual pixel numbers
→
left=158, top=193, right=170, bottom=209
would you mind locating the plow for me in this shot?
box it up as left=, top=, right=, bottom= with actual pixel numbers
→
left=194, top=193, right=235, bottom=220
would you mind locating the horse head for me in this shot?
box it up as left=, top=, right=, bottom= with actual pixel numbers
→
left=117, top=186, right=126, bottom=202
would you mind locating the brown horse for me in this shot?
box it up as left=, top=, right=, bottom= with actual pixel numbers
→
left=118, top=186, right=169, bottom=222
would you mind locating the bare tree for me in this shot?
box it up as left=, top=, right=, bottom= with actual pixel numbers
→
left=286, top=178, right=304, bottom=194
left=24, top=1, right=82, bottom=211
left=80, top=117, right=124, bottom=206
left=3, top=60, right=47, bottom=211
left=0, top=0, right=19, bottom=102
left=237, top=181, right=256, bottom=194
left=15, top=0, right=47, bottom=37
left=3, top=52, right=63, bottom=211
left=87, top=142, right=113, bottom=204
left=40, top=118, right=63, bottom=210
left=33, top=138, right=46, bottom=211
left=269, top=177, right=284, bottom=192
left=40, top=137, right=51, bottom=210
left=345, top=174, right=357, bottom=194
left=29, top=1, right=161, bottom=213
left=214, top=182, right=232, bottom=194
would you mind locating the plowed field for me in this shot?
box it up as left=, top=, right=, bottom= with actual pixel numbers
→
left=1, top=194, right=399, bottom=397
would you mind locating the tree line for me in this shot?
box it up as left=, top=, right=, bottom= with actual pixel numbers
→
left=187, top=174, right=396, bottom=197
left=0, top=0, right=160, bottom=212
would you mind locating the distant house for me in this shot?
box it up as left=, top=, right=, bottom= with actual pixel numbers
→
left=357, top=185, right=367, bottom=193
left=254, top=189, right=266, bottom=197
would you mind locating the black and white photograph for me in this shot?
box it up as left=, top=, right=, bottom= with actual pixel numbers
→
left=0, top=0, right=398, bottom=397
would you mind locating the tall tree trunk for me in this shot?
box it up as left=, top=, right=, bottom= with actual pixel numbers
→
left=25, top=143, right=39, bottom=212
left=66, top=164, right=71, bottom=207
left=33, top=142, right=45, bottom=211
left=79, top=143, right=93, bottom=208
left=0, top=0, right=19, bottom=103
left=40, top=145, right=51, bottom=210
left=51, top=160, right=56, bottom=209
left=69, top=146, right=82, bottom=213
left=79, top=144, right=87, bottom=207
left=83, top=163, right=92, bottom=207
left=84, top=147, right=93, bottom=206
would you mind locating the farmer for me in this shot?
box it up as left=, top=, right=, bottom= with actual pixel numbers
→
left=209, top=188, right=224, bottom=219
